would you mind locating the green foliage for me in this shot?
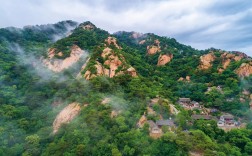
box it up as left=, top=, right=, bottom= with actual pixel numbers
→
left=225, top=129, right=251, bottom=152
left=245, top=142, right=252, bottom=155
left=175, top=111, right=191, bottom=130
left=23, top=134, right=41, bottom=156
left=193, top=120, right=225, bottom=141
left=52, top=25, right=109, bottom=58
left=0, top=21, right=251, bottom=155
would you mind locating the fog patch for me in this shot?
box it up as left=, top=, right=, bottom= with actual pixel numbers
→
left=22, top=21, right=78, bottom=42
left=51, top=22, right=78, bottom=42
left=102, top=94, right=128, bottom=112
left=9, top=43, right=89, bottom=83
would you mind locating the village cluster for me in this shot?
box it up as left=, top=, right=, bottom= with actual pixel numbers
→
left=137, top=97, right=244, bottom=138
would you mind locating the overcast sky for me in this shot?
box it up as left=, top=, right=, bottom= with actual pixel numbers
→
left=0, top=0, right=251, bottom=56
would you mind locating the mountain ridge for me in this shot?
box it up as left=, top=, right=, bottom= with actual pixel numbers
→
left=1, top=20, right=252, bottom=156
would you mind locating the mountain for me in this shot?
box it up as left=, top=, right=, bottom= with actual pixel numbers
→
left=1, top=20, right=252, bottom=156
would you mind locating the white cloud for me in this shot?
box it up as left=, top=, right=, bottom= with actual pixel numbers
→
left=0, top=0, right=251, bottom=56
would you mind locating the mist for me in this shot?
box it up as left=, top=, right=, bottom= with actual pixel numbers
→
left=103, top=94, right=128, bottom=111
left=50, top=21, right=79, bottom=42
left=9, top=43, right=89, bottom=83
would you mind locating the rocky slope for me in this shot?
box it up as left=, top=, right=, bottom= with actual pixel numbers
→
left=197, top=50, right=252, bottom=77
left=147, top=39, right=161, bottom=55
left=41, top=22, right=252, bottom=80
left=53, top=102, right=81, bottom=134
left=82, top=36, right=137, bottom=80
left=218, top=52, right=243, bottom=73
left=43, top=45, right=85, bottom=72
left=236, top=62, right=252, bottom=77
left=198, top=52, right=216, bottom=70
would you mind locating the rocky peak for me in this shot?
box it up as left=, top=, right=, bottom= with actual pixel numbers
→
left=232, top=51, right=250, bottom=59
left=79, top=21, right=96, bottom=30
left=198, top=52, right=216, bottom=70
left=105, top=36, right=122, bottom=49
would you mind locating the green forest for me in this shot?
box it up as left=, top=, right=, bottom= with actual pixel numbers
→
left=0, top=20, right=252, bottom=156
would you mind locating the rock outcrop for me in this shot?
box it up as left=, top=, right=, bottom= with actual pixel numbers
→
left=139, top=40, right=146, bottom=44
left=111, top=110, right=121, bottom=118
left=79, top=22, right=96, bottom=30
left=178, top=77, right=184, bottom=81
left=157, top=54, right=173, bottom=66
left=84, top=47, right=137, bottom=80
left=147, top=39, right=161, bottom=55
left=53, top=102, right=81, bottom=134
left=81, top=24, right=95, bottom=30
left=232, top=51, right=249, bottom=59
left=76, top=57, right=90, bottom=78
left=178, top=76, right=190, bottom=82
left=218, top=52, right=243, bottom=73
left=43, top=45, right=84, bottom=72
left=186, top=76, right=191, bottom=81
left=236, top=62, right=252, bottom=77
left=126, top=67, right=137, bottom=77
left=131, top=32, right=144, bottom=39
left=105, top=37, right=121, bottom=49
left=198, top=52, right=216, bottom=70
left=82, top=37, right=137, bottom=80
left=101, top=97, right=111, bottom=105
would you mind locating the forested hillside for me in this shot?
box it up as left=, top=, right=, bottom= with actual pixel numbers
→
left=1, top=21, right=252, bottom=156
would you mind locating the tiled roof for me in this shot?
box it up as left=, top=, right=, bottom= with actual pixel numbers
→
left=156, top=119, right=175, bottom=126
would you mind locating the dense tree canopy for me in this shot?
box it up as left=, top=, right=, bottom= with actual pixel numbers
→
left=0, top=21, right=251, bottom=155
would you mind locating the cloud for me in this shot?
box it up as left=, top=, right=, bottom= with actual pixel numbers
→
left=0, top=0, right=251, bottom=56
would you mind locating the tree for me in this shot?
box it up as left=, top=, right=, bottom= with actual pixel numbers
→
left=226, top=129, right=251, bottom=151
left=112, top=148, right=122, bottom=156
left=175, top=111, right=191, bottom=130
left=190, top=130, right=217, bottom=152
left=194, top=120, right=225, bottom=140
left=23, top=134, right=40, bottom=156
left=245, top=142, right=252, bottom=155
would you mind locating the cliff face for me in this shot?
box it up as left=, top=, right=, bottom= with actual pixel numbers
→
left=43, top=45, right=84, bottom=72
left=198, top=52, right=216, bottom=70
left=236, top=62, right=252, bottom=77
left=147, top=39, right=161, bottom=55
left=53, top=102, right=81, bottom=134
left=157, top=54, right=173, bottom=66
left=218, top=52, right=243, bottom=73
left=83, top=37, right=137, bottom=80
